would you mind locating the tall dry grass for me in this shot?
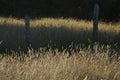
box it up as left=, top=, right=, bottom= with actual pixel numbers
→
left=0, top=17, right=120, bottom=80
left=0, top=46, right=120, bottom=80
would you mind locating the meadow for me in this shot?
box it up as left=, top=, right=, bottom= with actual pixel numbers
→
left=0, top=17, right=120, bottom=52
left=0, top=17, right=120, bottom=80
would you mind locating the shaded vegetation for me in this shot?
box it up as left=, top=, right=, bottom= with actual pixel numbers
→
left=0, top=0, right=120, bottom=21
left=0, top=17, right=120, bottom=53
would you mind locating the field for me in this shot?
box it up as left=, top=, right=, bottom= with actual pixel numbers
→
left=0, top=17, right=120, bottom=80
left=0, top=17, right=120, bottom=52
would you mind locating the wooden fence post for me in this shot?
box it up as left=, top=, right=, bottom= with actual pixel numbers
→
left=25, top=16, right=31, bottom=50
left=93, top=3, right=99, bottom=44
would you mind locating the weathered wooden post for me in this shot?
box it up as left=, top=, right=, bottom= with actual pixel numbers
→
left=25, top=16, right=31, bottom=50
left=92, top=3, right=99, bottom=53
left=0, top=40, right=3, bottom=45
left=93, top=3, right=99, bottom=44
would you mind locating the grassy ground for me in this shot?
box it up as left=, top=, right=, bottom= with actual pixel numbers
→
left=0, top=17, right=120, bottom=52
left=0, top=47, right=120, bottom=80
left=0, top=17, right=120, bottom=80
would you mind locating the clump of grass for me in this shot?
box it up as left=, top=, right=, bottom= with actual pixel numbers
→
left=0, top=46, right=120, bottom=80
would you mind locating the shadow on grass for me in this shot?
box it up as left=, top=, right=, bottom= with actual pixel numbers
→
left=0, top=24, right=120, bottom=53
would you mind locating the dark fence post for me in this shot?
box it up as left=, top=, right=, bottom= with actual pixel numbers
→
left=25, top=16, right=31, bottom=50
left=93, top=3, right=99, bottom=44
left=0, top=40, right=3, bottom=45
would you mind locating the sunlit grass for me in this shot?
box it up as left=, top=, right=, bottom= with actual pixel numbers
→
left=0, top=46, right=120, bottom=80
left=0, top=17, right=24, bottom=26
left=0, top=17, right=120, bottom=80
left=0, top=17, right=119, bottom=31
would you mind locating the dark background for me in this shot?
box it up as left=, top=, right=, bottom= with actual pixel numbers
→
left=0, top=0, right=120, bottom=21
